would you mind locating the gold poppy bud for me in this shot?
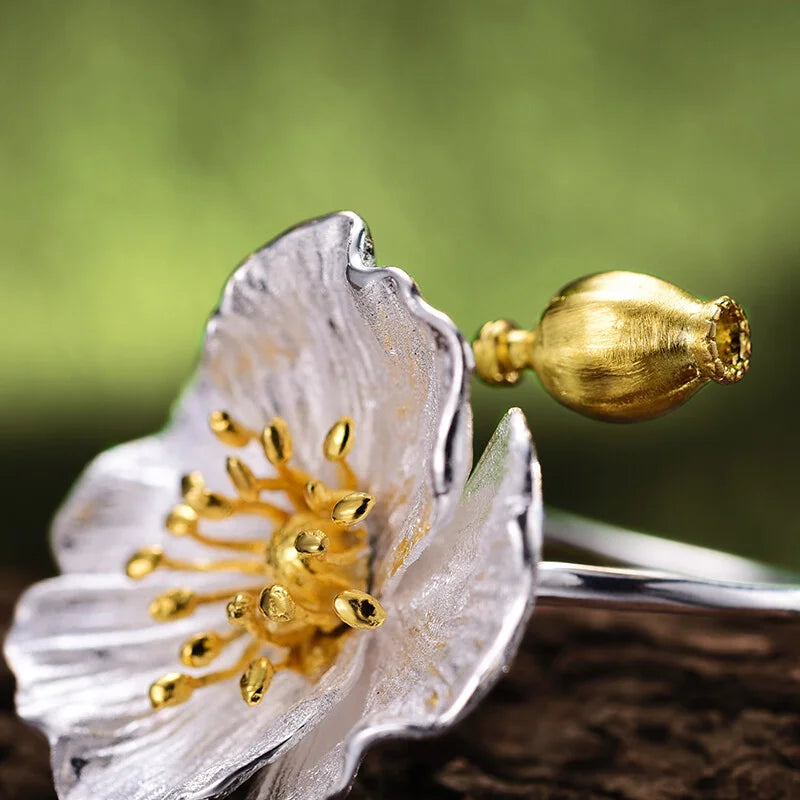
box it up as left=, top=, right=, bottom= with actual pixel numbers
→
left=473, top=271, right=751, bottom=422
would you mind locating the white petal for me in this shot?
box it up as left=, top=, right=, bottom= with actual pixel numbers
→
left=181, top=211, right=473, bottom=587
left=51, top=212, right=472, bottom=593
left=247, top=408, right=541, bottom=800
left=50, top=433, right=271, bottom=575
left=5, top=573, right=368, bottom=800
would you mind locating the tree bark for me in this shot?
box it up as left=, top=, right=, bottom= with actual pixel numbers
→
left=3, top=573, right=799, bottom=800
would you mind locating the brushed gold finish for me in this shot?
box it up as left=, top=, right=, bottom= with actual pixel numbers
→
left=134, top=413, right=384, bottom=710
left=473, top=271, right=751, bottom=422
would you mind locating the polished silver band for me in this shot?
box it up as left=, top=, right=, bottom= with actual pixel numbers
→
left=537, top=510, right=800, bottom=618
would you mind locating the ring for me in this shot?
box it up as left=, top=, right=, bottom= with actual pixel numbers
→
left=5, top=212, right=771, bottom=800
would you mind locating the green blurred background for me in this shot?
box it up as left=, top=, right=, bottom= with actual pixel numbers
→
left=2, top=0, right=798, bottom=576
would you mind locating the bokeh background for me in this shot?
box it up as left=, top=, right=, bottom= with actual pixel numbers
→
left=2, top=0, right=798, bottom=577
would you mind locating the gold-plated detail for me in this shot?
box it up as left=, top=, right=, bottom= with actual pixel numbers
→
left=323, top=416, right=355, bottom=460
left=180, top=631, right=241, bottom=667
left=209, top=410, right=254, bottom=447
left=331, top=492, right=375, bottom=527
left=258, top=584, right=297, bottom=623
left=240, top=657, right=275, bottom=705
left=226, top=457, right=259, bottom=502
left=473, top=271, right=751, bottom=422
left=165, top=504, right=199, bottom=536
left=149, top=588, right=196, bottom=621
left=261, top=418, right=293, bottom=465
left=334, top=589, right=386, bottom=629
left=126, top=546, right=164, bottom=579
left=129, top=413, right=384, bottom=710
left=149, top=672, right=196, bottom=710
left=226, top=592, right=256, bottom=625
left=295, top=529, right=329, bottom=555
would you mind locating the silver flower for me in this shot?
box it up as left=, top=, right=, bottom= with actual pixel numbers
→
left=5, top=212, right=542, bottom=800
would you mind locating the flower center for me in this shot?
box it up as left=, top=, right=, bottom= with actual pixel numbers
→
left=125, top=413, right=385, bottom=710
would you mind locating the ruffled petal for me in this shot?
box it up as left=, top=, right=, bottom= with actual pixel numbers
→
left=247, top=408, right=541, bottom=800
left=5, top=573, right=368, bottom=800
left=51, top=212, right=472, bottom=593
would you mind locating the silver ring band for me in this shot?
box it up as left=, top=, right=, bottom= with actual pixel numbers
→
left=538, top=510, right=799, bottom=618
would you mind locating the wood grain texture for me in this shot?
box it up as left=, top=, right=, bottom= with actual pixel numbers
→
left=2, top=574, right=799, bottom=800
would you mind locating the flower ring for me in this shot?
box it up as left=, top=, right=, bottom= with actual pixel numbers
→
left=5, top=212, right=541, bottom=800
left=10, top=210, right=791, bottom=800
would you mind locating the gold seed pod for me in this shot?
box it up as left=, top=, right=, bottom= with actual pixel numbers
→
left=226, top=592, right=254, bottom=625
left=209, top=410, right=252, bottom=447
left=240, top=657, right=275, bottom=706
left=165, top=504, right=198, bottom=536
left=331, top=492, right=374, bottom=527
left=258, top=585, right=296, bottom=623
left=261, top=418, right=292, bottom=466
left=149, top=588, right=196, bottom=622
left=149, top=672, right=195, bottom=710
left=323, top=417, right=355, bottom=461
left=473, top=271, right=751, bottom=422
left=294, top=530, right=329, bottom=556
left=180, top=632, right=224, bottom=667
left=333, top=589, right=386, bottom=630
left=126, top=546, right=164, bottom=580
left=226, top=457, right=258, bottom=501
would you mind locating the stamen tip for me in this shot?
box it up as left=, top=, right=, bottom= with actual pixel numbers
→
left=333, top=589, right=386, bottom=630
left=240, top=657, right=275, bottom=706
left=294, top=530, right=329, bottom=556
left=323, top=417, right=355, bottom=461
left=149, top=588, right=196, bottom=621
left=258, top=585, right=296, bottom=623
left=149, top=672, right=195, bottom=710
left=126, top=546, right=164, bottom=580
left=331, top=493, right=375, bottom=526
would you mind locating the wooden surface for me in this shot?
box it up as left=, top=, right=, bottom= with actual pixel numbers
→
left=2, top=573, right=799, bottom=800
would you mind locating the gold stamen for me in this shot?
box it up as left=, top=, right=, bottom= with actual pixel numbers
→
left=209, top=410, right=255, bottom=447
left=226, top=456, right=259, bottom=502
left=193, top=640, right=263, bottom=688
left=126, top=546, right=164, bottom=579
left=334, top=590, right=386, bottom=630
left=303, top=481, right=351, bottom=513
left=258, top=585, right=296, bottom=623
left=261, top=418, right=292, bottom=466
left=180, top=630, right=242, bottom=667
left=294, top=530, right=329, bottom=555
left=240, top=657, right=275, bottom=705
left=165, top=504, right=199, bottom=536
left=142, top=413, right=385, bottom=710
left=149, top=672, right=197, bottom=709
left=181, top=471, right=206, bottom=500
left=331, top=492, right=374, bottom=527
left=323, top=417, right=355, bottom=460
left=158, top=555, right=267, bottom=576
left=324, top=417, right=359, bottom=488
left=149, top=588, right=196, bottom=621
left=226, top=592, right=256, bottom=625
